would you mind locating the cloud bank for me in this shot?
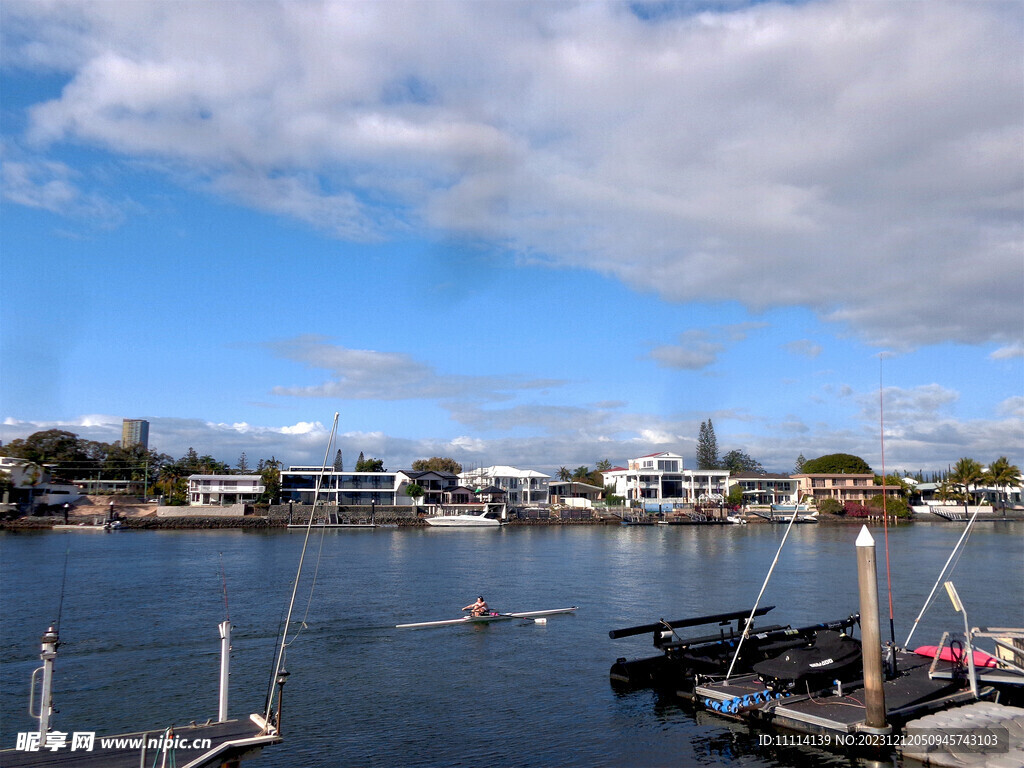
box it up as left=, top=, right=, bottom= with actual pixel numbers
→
left=3, top=0, right=1020, bottom=350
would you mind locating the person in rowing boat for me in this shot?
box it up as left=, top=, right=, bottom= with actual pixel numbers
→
left=463, top=596, right=489, bottom=617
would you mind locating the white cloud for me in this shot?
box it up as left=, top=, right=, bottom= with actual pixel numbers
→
left=2, top=0, right=1019, bottom=348
left=0, top=145, right=129, bottom=226
left=784, top=339, right=822, bottom=358
left=265, top=336, right=563, bottom=401
left=991, top=344, right=1024, bottom=360
left=2, top=397, right=1020, bottom=475
left=649, top=341, right=723, bottom=370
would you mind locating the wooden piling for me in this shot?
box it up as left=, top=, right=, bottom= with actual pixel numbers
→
left=856, top=525, right=890, bottom=733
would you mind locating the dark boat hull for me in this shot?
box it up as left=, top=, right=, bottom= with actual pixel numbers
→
left=752, top=629, right=863, bottom=693
left=609, top=610, right=860, bottom=694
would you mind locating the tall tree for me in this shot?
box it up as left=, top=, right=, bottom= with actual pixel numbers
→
left=948, top=457, right=984, bottom=507
left=0, top=429, right=88, bottom=464
left=402, top=483, right=424, bottom=506
left=986, top=456, right=1022, bottom=512
left=355, top=455, right=385, bottom=472
left=801, top=453, right=872, bottom=474
left=595, top=459, right=612, bottom=472
left=696, top=419, right=720, bottom=469
left=237, top=452, right=250, bottom=473
left=795, top=454, right=807, bottom=473
left=333, top=449, right=344, bottom=471
left=411, top=457, right=463, bottom=474
left=721, top=449, right=764, bottom=474
left=257, top=457, right=282, bottom=504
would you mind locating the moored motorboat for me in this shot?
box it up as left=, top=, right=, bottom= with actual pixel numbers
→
left=424, top=510, right=503, bottom=527
left=609, top=606, right=861, bottom=695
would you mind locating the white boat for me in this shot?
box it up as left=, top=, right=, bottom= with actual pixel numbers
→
left=423, top=510, right=503, bottom=527
left=396, top=606, right=579, bottom=629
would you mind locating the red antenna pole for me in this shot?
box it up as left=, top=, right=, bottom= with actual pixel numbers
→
left=879, top=356, right=895, bottom=644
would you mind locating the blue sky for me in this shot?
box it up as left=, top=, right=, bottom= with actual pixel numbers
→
left=1, top=0, right=1021, bottom=475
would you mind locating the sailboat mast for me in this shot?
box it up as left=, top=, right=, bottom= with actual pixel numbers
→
left=264, top=412, right=340, bottom=724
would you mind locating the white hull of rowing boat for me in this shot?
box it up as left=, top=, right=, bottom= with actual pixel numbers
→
left=396, top=606, right=579, bottom=629
left=423, top=514, right=501, bottom=527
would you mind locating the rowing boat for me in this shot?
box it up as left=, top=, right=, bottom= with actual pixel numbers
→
left=396, top=606, right=579, bottom=629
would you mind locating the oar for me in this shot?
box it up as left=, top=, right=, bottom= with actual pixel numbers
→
left=496, top=612, right=547, bottom=625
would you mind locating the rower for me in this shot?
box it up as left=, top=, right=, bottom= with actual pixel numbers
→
left=463, top=596, right=489, bottom=617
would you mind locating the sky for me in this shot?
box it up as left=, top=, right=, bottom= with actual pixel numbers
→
left=1, top=0, right=1021, bottom=477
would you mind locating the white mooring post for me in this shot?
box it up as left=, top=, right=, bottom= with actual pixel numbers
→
left=35, top=626, right=59, bottom=739
left=218, top=620, right=231, bottom=722
left=855, top=526, right=890, bottom=734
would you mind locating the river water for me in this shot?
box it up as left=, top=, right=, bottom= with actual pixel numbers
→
left=1, top=521, right=1021, bottom=767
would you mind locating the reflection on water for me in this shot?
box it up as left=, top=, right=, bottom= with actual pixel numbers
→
left=1, top=522, right=1020, bottom=767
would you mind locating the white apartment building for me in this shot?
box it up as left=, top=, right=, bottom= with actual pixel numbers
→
left=458, top=466, right=550, bottom=506
left=601, top=452, right=730, bottom=507
left=188, top=474, right=265, bottom=506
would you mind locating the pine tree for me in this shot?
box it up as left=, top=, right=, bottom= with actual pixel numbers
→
left=795, top=453, right=806, bottom=473
left=237, top=452, right=250, bottom=473
left=333, top=449, right=344, bottom=471
left=696, top=419, right=720, bottom=469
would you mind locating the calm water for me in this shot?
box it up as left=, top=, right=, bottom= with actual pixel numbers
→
left=1, top=522, right=1021, bottom=767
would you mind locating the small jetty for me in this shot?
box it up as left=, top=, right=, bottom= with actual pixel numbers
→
left=694, top=649, right=977, bottom=733
left=1, top=618, right=281, bottom=767
left=0, top=718, right=279, bottom=768
left=609, top=524, right=1024, bottom=763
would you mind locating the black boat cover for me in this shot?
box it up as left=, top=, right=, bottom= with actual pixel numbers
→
left=753, top=630, right=862, bottom=693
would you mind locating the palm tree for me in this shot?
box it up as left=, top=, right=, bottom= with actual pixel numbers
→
left=948, top=457, right=985, bottom=512
left=557, top=467, right=571, bottom=504
left=985, top=457, right=1022, bottom=513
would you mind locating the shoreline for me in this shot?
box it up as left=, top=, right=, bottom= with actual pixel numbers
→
left=4, top=511, right=1022, bottom=531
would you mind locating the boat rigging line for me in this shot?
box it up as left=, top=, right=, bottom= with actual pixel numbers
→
left=54, top=544, right=71, bottom=631
left=902, top=507, right=981, bottom=649
left=264, top=412, right=340, bottom=727
left=219, top=552, right=230, bottom=623
left=724, top=508, right=801, bottom=680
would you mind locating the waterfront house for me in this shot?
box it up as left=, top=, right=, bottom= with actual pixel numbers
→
left=727, top=472, right=799, bottom=506
left=397, top=470, right=459, bottom=506
left=601, top=452, right=729, bottom=508
left=793, top=472, right=900, bottom=507
left=549, top=480, right=603, bottom=508
left=280, top=465, right=401, bottom=506
left=0, top=456, right=83, bottom=510
left=458, top=465, right=550, bottom=506
left=444, top=485, right=478, bottom=505
left=188, top=474, right=265, bottom=506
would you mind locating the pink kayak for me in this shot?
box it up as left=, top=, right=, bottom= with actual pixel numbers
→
left=914, top=645, right=998, bottom=668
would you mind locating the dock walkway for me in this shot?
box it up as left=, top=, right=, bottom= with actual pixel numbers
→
left=695, top=652, right=976, bottom=734
left=899, top=701, right=1024, bottom=768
